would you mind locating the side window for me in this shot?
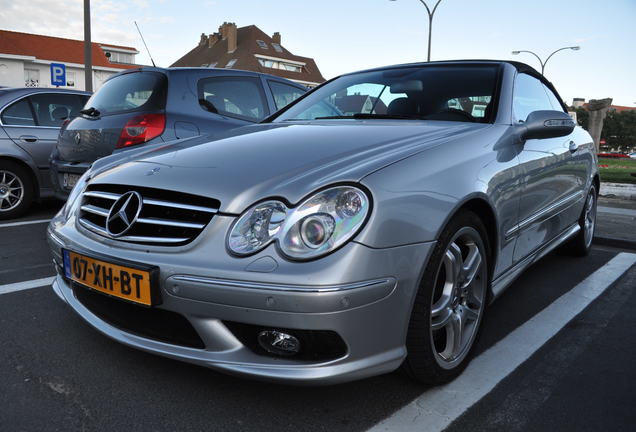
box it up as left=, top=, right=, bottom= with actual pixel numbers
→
left=268, top=81, right=305, bottom=110
left=512, top=74, right=553, bottom=123
left=29, top=93, right=87, bottom=126
left=542, top=84, right=565, bottom=113
left=0, top=98, right=35, bottom=126
left=197, top=76, right=268, bottom=122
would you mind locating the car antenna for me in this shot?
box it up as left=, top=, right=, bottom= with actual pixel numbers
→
left=134, top=20, right=156, bottom=67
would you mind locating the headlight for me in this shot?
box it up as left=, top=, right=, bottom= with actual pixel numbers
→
left=228, top=186, right=370, bottom=260
left=62, top=170, right=91, bottom=220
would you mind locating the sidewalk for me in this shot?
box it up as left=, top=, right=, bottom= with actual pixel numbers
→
left=595, top=182, right=636, bottom=250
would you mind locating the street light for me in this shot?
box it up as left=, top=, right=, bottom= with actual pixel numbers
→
left=511, top=46, right=580, bottom=75
left=390, top=0, right=445, bottom=62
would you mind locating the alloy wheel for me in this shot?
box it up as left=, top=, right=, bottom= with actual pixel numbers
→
left=429, top=226, right=487, bottom=369
left=0, top=170, right=24, bottom=213
left=583, top=189, right=596, bottom=249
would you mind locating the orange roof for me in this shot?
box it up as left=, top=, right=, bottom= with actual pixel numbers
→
left=0, top=29, right=138, bottom=69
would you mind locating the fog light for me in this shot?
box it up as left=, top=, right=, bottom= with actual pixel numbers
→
left=257, top=330, right=301, bottom=356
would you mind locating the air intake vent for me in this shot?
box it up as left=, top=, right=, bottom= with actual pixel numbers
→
left=78, top=184, right=220, bottom=246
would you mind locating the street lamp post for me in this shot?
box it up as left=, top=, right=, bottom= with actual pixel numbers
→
left=391, top=0, right=445, bottom=62
left=511, top=46, right=580, bottom=75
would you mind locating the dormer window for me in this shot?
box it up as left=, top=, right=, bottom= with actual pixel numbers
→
left=257, top=58, right=302, bottom=73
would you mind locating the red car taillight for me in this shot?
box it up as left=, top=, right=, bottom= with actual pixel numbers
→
left=116, top=113, right=166, bottom=149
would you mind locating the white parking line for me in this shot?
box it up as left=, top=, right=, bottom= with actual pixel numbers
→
left=368, top=252, right=636, bottom=432
left=0, top=276, right=55, bottom=295
left=0, top=218, right=51, bottom=228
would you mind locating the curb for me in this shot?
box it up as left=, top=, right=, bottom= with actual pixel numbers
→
left=593, top=235, right=636, bottom=251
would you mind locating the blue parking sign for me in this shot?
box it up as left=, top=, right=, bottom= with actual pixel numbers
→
left=50, top=63, right=66, bottom=86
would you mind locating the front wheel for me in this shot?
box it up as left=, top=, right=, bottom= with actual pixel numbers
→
left=559, top=185, right=597, bottom=257
left=402, top=211, right=490, bottom=384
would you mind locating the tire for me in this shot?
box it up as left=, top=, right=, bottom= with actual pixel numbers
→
left=558, top=185, right=597, bottom=257
left=402, top=211, right=490, bottom=385
left=0, top=160, right=35, bottom=220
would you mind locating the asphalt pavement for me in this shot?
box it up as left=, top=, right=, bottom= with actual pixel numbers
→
left=0, top=194, right=635, bottom=431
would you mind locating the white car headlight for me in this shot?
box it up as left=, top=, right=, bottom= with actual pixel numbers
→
left=228, top=186, right=370, bottom=260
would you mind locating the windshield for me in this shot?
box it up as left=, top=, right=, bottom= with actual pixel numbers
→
left=274, top=65, right=500, bottom=123
left=83, top=71, right=167, bottom=115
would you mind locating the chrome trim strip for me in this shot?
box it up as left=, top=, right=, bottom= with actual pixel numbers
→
left=80, top=204, right=109, bottom=217
left=142, top=198, right=219, bottom=213
left=117, top=235, right=190, bottom=244
left=83, top=191, right=120, bottom=200
left=79, top=218, right=189, bottom=244
left=79, top=218, right=108, bottom=235
left=136, top=217, right=205, bottom=229
left=171, top=276, right=394, bottom=293
left=83, top=191, right=218, bottom=213
left=506, top=190, right=584, bottom=238
left=492, top=223, right=580, bottom=300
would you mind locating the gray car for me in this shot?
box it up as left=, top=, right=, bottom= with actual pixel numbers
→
left=50, top=68, right=307, bottom=200
left=47, top=60, right=598, bottom=384
left=0, top=88, right=90, bottom=218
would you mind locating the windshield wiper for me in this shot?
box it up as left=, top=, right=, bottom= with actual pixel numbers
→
left=79, top=107, right=100, bottom=117
left=314, top=113, right=424, bottom=120
left=199, top=99, right=218, bottom=114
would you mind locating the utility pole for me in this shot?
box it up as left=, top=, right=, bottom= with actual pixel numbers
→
left=83, top=0, right=93, bottom=92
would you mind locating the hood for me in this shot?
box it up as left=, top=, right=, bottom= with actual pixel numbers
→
left=90, top=121, right=489, bottom=213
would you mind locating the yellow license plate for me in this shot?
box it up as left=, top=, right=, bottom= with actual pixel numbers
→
left=63, top=250, right=155, bottom=306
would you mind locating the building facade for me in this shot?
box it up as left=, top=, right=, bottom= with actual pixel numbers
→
left=171, top=22, right=325, bottom=88
left=0, top=30, right=139, bottom=91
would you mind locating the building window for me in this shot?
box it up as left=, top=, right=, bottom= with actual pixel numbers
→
left=271, top=43, right=283, bottom=53
left=257, top=58, right=302, bottom=73
left=256, top=40, right=268, bottom=49
left=24, top=68, right=40, bottom=87
left=104, top=51, right=133, bottom=64
left=225, top=59, right=237, bottom=68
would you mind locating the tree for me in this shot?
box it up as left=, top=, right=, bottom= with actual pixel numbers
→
left=601, top=110, right=636, bottom=152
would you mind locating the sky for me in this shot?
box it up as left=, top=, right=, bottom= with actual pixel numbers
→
left=1, top=0, right=635, bottom=106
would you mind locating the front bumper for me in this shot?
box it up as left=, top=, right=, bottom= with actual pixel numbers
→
left=47, top=212, right=434, bottom=384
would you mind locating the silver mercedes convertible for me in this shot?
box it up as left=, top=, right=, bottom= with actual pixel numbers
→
left=47, top=60, right=597, bottom=385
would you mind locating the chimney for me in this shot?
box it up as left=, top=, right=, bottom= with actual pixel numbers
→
left=272, top=32, right=281, bottom=45
left=208, top=33, right=219, bottom=48
left=227, top=23, right=237, bottom=53
left=199, top=33, right=208, bottom=46
left=219, top=22, right=237, bottom=53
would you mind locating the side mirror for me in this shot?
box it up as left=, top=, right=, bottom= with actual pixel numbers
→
left=520, top=110, right=575, bottom=140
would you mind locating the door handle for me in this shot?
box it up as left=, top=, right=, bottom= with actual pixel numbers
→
left=568, top=141, right=578, bottom=153
left=19, top=135, right=38, bottom=143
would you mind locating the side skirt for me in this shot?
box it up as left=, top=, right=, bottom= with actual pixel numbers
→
left=490, top=223, right=580, bottom=302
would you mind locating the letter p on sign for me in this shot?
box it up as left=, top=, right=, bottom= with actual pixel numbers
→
left=50, top=63, right=66, bottom=86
